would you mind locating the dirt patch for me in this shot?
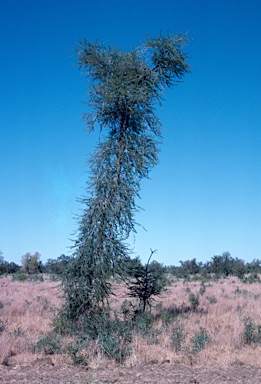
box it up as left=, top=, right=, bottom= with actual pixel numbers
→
left=1, top=362, right=261, bottom=383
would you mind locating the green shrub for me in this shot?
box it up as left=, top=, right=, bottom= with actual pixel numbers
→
left=65, top=339, right=89, bottom=366
left=35, top=333, right=62, bottom=354
left=126, top=251, right=169, bottom=313
left=199, top=283, right=206, bottom=296
left=241, top=317, right=261, bottom=345
left=72, top=310, right=133, bottom=364
left=13, top=327, right=25, bottom=337
left=192, top=328, right=209, bottom=353
left=133, top=311, right=155, bottom=336
left=206, top=296, right=217, bottom=304
left=96, top=314, right=132, bottom=363
left=188, top=293, right=200, bottom=311
left=170, top=321, right=186, bottom=353
left=31, top=274, right=44, bottom=282
left=242, top=273, right=261, bottom=284
left=160, top=311, right=178, bottom=327
left=234, top=287, right=260, bottom=300
left=11, top=274, right=28, bottom=282
left=11, top=273, right=44, bottom=282
left=0, top=320, right=5, bottom=333
left=121, top=300, right=136, bottom=321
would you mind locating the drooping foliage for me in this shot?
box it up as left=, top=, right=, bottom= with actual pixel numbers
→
left=126, top=250, right=169, bottom=312
left=61, top=33, right=190, bottom=321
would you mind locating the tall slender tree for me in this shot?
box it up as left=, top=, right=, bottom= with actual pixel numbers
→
left=61, top=33, right=190, bottom=321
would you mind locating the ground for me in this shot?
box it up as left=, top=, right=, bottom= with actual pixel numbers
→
left=1, top=360, right=261, bottom=383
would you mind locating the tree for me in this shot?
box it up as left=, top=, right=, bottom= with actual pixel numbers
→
left=21, top=252, right=42, bottom=274
left=179, top=258, right=201, bottom=275
left=44, top=254, right=71, bottom=275
left=0, top=250, right=4, bottom=265
left=61, top=33, right=190, bottom=321
left=0, top=251, right=6, bottom=275
left=207, top=251, right=238, bottom=277
left=126, top=250, right=168, bottom=312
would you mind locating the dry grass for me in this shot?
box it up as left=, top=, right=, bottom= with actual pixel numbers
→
left=1, top=275, right=261, bottom=369
left=0, top=276, right=61, bottom=366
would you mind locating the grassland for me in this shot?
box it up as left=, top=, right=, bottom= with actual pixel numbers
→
left=1, top=274, right=261, bottom=372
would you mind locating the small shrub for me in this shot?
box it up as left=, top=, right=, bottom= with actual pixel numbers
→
left=191, top=275, right=201, bottom=281
left=192, top=328, right=209, bottom=354
left=170, top=321, right=186, bottom=353
left=13, top=327, right=25, bottom=337
left=199, top=283, right=206, bottom=296
left=126, top=250, right=169, bottom=312
left=155, top=302, right=163, bottom=312
left=234, top=287, right=260, bottom=300
left=11, top=274, right=28, bottom=282
left=11, top=273, right=44, bottom=283
left=35, top=296, right=50, bottom=311
left=75, top=310, right=133, bottom=363
left=65, top=339, right=89, bottom=366
left=0, top=300, right=4, bottom=309
left=121, top=300, right=136, bottom=321
left=160, top=312, right=178, bottom=327
left=133, top=311, right=155, bottom=336
left=31, top=274, right=44, bottom=282
left=98, top=319, right=132, bottom=363
left=241, top=317, right=261, bottom=345
left=206, top=296, right=217, bottom=304
left=188, top=293, right=200, bottom=311
left=242, top=273, right=261, bottom=284
left=35, top=333, right=62, bottom=355
left=0, top=320, right=5, bottom=333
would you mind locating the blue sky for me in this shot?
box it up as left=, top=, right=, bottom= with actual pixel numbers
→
left=1, top=0, right=261, bottom=266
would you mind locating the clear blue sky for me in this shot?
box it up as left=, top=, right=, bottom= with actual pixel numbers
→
left=1, top=0, right=261, bottom=266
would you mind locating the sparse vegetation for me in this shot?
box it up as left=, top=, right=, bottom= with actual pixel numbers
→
left=192, top=327, right=209, bottom=354
left=1, top=274, right=261, bottom=370
left=188, top=293, right=200, bottom=312
left=170, top=320, right=186, bottom=353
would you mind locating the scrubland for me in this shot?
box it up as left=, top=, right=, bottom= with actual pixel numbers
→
left=1, top=275, right=261, bottom=369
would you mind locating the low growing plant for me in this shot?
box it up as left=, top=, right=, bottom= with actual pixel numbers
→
left=199, top=282, right=206, bottom=296
left=170, top=321, right=186, bottom=353
left=241, top=317, right=261, bottom=345
left=192, top=327, right=209, bottom=354
left=0, top=320, right=5, bottom=333
left=206, top=296, right=217, bottom=304
left=65, top=339, right=89, bottom=366
left=188, top=293, right=200, bottom=311
left=35, top=333, right=63, bottom=355
left=11, top=274, right=28, bottom=282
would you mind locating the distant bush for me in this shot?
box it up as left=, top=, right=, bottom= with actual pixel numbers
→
left=11, top=274, right=28, bottom=282
left=11, top=274, right=44, bottom=282
left=242, top=273, right=261, bottom=284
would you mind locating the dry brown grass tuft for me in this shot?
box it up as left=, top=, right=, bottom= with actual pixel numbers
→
left=1, top=275, right=261, bottom=369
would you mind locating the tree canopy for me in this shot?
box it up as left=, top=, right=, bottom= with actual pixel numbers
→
left=61, top=33, right=190, bottom=320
